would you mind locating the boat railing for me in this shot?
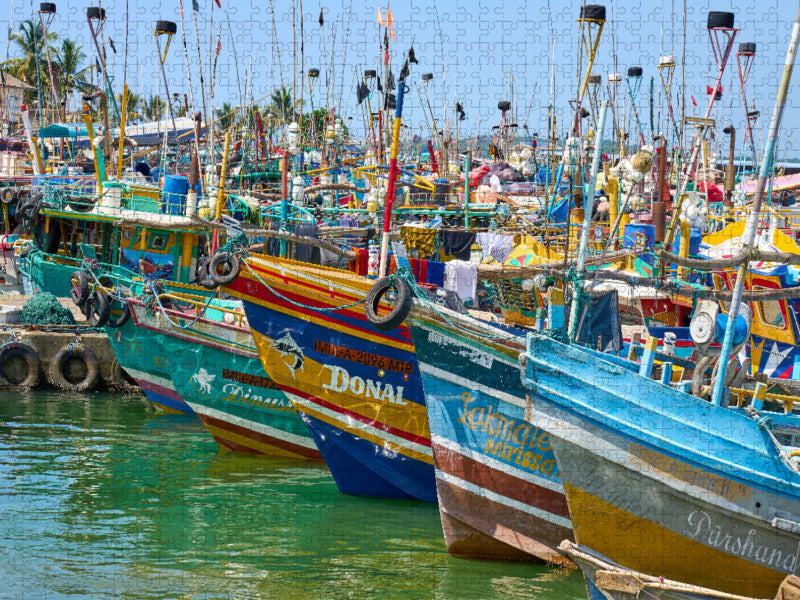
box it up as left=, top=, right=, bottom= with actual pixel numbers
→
left=154, top=292, right=247, bottom=328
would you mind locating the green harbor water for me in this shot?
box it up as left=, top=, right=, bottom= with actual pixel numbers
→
left=0, top=390, right=588, bottom=600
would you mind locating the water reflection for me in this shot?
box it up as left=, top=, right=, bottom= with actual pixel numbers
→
left=0, top=391, right=586, bottom=599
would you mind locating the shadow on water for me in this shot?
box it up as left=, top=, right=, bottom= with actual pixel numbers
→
left=0, top=390, right=587, bottom=600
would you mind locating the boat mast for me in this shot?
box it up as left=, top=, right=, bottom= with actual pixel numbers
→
left=711, top=2, right=800, bottom=406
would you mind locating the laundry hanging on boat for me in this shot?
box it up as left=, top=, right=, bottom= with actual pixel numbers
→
left=349, top=247, right=368, bottom=276
left=476, top=232, right=514, bottom=264
left=292, top=223, right=320, bottom=264
left=400, top=225, right=438, bottom=259
left=441, top=230, right=476, bottom=261
left=444, top=260, right=477, bottom=302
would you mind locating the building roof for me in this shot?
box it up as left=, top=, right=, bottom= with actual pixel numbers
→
left=0, top=72, right=36, bottom=91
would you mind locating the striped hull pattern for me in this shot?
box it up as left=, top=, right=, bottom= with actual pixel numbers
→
left=523, top=334, right=800, bottom=598
left=107, top=319, right=194, bottom=414
left=128, top=301, right=320, bottom=459
left=224, top=255, right=436, bottom=503
left=405, top=303, right=573, bottom=562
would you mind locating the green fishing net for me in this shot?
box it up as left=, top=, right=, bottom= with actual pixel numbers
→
left=20, top=293, right=76, bottom=326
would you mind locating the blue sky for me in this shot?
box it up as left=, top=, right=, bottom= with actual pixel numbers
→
left=4, top=0, right=800, bottom=158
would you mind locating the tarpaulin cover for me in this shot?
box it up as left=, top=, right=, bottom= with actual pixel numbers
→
left=575, top=289, right=622, bottom=352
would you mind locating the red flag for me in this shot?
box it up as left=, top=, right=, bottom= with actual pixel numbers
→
left=384, top=48, right=389, bottom=65
left=691, top=95, right=697, bottom=107
left=216, top=38, right=222, bottom=56
left=214, top=0, right=221, bottom=7
left=706, top=84, right=723, bottom=99
left=386, top=7, right=395, bottom=40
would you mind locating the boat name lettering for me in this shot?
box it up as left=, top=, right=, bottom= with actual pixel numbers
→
left=222, top=368, right=281, bottom=390
left=220, top=382, right=296, bottom=412
left=629, top=442, right=752, bottom=504
left=457, top=392, right=555, bottom=474
left=686, top=510, right=795, bottom=572
left=321, top=365, right=407, bottom=405
left=313, top=340, right=413, bottom=375
left=427, top=332, right=494, bottom=369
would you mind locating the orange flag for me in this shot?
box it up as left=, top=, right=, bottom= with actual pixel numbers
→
left=377, top=8, right=385, bottom=27
left=386, top=7, right=395, bottom=40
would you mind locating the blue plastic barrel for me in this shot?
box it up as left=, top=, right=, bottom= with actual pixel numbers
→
left=163, top=174, right=189, bottom=215
left=673, top=227, right=702, bottom=256
left=622, top=223, right=655, bottom=248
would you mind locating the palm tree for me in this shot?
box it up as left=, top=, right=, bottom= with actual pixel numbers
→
left=143, top=94, right=166, bottom=121
left=269, top=87, right=294, bottom=124
left=116, top=89, right=142, bottom=122
left=54, top=39, right=93, bottom=118
left=216, top=102, right=236, bottom=129
left=6, top=20, right=58, bottom=92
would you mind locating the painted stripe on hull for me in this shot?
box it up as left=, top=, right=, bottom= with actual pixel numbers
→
left=563, top=482, right=785, bottom=598
left=200, top=418, right=321, bottom=459
left=433, top=443, right=570, bottom=521
left=435, top=477, right=572, bottom=564
left=133, top=379, right=192, bottom=414
left=300, top=412, right=436, bottom=503
left=185, top=402, right=320, bottom=459
left=127, top=367, right=193, bottom=414
left=285, top=389, right=433, bottom=464
left=436, top=470, right=571, bottom=529
left=431, top=434, right=562, bottom=493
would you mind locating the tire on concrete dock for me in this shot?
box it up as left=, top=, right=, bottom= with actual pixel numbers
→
left=108, top=358, right=140, bottom=393
left=0, top=342, right=40, bottom=388
left=49, top=344, right=99, bottom=392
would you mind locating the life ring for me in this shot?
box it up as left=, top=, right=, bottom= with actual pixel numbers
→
left=106, top=297, right=131, bottom=328
left=84, top=291, right=110, bottom=327
left=70, top=271, right=90, bottom=307
left=48, top=343, right=99, bottom=392
left=0, top=342, right=40, bottom=388
left=365, top=277, right=412, bottom=331
left=1, top=188, right=16, bottom=204
left=208, top=252, right=241, bottom=285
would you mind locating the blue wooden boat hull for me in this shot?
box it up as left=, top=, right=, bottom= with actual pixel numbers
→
left=522, top=332, right=800, bottom=598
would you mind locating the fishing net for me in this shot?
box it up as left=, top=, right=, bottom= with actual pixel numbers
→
left=20, top=293, right=76, bottom=326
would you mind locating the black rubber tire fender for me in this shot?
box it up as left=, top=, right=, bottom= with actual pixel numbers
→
left=20, top=194, right=42, bottom=221
left=70, top=271, right=90, bottom=307
left=364, top=277, right=412, bottom=331
left=40, top=2, right=56, bottom=13
left=0, top=342, right=40, bottom=388
left=208, top=252, right=241, bottom=285
left=48, top=344, right=99, bottom=392
left=85, top=291, right=110, bottom=327
left=15, top=188, right=31, bottom=206
left=1, top=188, right=16, bottom=204
left=627, top=66, right=643, bottom=78
left=107, top=297, right=131, bottom=328
left=195, top=262, right=218, bottom=289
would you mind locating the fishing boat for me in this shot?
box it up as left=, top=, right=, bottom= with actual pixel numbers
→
left=401, top=299, right=572, bottom=562
left=521, top=330, right=800, bottom=598
left=518, top=7, right=800, bottom=596
left=126, top=290, right=321, bottom=458
left=222, top=254, right=436, bottom=502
